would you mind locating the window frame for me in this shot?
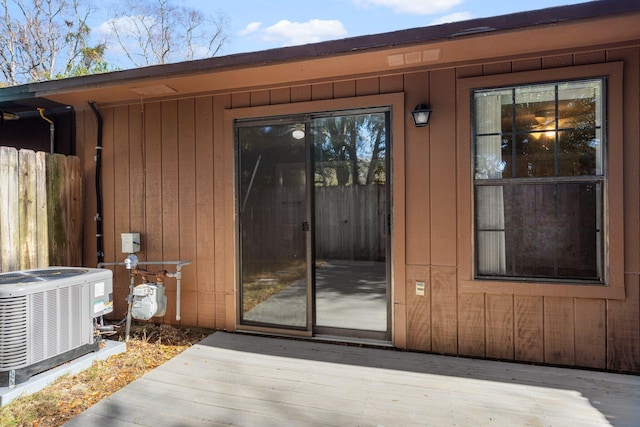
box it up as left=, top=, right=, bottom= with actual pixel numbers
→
left=473, top=79, right=605, bottom=283
left=224, top=92, right=408, bottom=334
left=457, top=62, right=624, bottom=299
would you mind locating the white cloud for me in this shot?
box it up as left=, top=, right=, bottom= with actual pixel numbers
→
left=96, top=16, right=153, bottom=39
left=430, top=11, right=474, bottom=25
left=239, top=22, right=262, bottom=36
left=261, top=19, right=348, bottom=46
left=94, top=20, right=115, bottom=39
left=354, top=0, right=463, bottom=15
left=94, top=17, right=139, bottom=56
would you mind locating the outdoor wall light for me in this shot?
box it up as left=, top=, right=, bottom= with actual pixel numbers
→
left=291, top=124, right=305, bottom=140
left=1, top=111, right=19, bottom=121
left=410, top=104, right=432, bottom=127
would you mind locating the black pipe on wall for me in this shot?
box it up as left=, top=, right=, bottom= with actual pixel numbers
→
left=88, top=102, right=104, bottom=265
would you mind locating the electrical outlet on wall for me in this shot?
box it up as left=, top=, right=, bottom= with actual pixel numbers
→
left=416, top=281, right=425, bottom=296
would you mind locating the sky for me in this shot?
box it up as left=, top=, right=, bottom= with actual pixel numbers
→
left=178, top=0, right=594, bottom=57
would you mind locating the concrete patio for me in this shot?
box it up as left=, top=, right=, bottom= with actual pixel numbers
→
left=64, top=332, right=640, bottom=426
left=244, top=260, right=387, bottom=331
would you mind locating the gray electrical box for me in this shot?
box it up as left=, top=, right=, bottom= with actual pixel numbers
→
left=121, top=233, right=141, bottom=253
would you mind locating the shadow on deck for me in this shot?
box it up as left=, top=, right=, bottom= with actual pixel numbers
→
left=64, top=332, right=640, bottom=426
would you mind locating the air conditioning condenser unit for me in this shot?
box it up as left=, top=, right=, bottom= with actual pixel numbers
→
left=0, top=267, right=113, bottom=387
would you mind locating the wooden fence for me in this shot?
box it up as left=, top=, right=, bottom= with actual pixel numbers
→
left=315, top=184, right=386, bottom=261
left=242, top=184, right=386, bottom=264
left=0, top=146, right=83, bottom=272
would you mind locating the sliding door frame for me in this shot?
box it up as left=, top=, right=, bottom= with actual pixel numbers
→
left=224, top=93, right=406, bottom=345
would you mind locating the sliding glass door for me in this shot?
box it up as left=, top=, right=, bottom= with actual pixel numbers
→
left=237, top=109, right=390, bottom=340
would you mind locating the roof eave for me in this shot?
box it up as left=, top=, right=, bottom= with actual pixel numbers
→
left=2, top=0, right=640, bottom=105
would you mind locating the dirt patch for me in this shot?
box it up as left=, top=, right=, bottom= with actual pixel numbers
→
left=0, top=322, right=213, bottom=427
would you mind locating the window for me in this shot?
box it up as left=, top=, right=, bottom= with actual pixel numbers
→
left=473, top=79, right=604, bottom=283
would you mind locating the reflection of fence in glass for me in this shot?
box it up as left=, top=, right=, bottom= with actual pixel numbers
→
left=241, top=186, right=305, bottom=264
left=241, top=185, right=386, bottom=264
left=315, top=184, right=386, bottom=262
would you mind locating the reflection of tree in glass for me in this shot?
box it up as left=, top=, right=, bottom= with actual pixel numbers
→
left=239, top=124, right=305, bottom=192
left=313, top=113, right=386, bottom=186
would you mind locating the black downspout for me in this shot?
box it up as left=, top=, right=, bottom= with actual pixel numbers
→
left=88, top=102, right=104, bottom=265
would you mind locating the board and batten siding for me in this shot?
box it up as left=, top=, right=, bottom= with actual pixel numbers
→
left=77, top=46, right=639, bottom=373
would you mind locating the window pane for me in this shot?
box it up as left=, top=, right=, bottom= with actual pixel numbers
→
left=312, top=114, right=387, bottom=186
left=476, top=183, right=603, bottom=281
left=558, top=80, right=601, bottom=128
left=557, top=129, right=599, bottom=176
left=474, top=90, right=510, bottom=134
left=514, top=84, right=556, bottom=133
left=475, top=135, right=507, bottom=179
left=238, top=124, right=308, bottom=328
left=514, top=133, right=556, bottom=178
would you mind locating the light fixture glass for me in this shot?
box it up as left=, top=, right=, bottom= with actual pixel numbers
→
left=410, top=104, right=432, bottom=127
left=1, top=111, right=19, bottom=121
left=292, top=124, right=305, bottom=140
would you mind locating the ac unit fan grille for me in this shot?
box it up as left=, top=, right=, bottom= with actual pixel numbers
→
left=0, top=296, right=28, bottom=369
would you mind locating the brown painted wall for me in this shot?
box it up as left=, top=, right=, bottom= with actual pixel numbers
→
left=76, top=45, right=640, bottom=373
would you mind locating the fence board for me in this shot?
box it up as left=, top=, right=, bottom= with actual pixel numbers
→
left=0, top=147, right=19, bottom=272
left=36, top=151, right=48, bottom=267
left=67, top=155, right=83, bottom=266
left=47, top=154, right=66, bottom=265
left=19, top=149, right=37, bottom=269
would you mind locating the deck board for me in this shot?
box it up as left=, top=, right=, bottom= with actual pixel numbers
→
left=64, top=332, right=640, bottom=426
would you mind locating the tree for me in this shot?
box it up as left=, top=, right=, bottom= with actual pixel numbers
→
left=103, top=0, right=229, bottom=68
left=314, top=114, right=387, bottom=187
left=61, top=44, right=110, bottom=78
left=0, top=0, right=105, bottom=85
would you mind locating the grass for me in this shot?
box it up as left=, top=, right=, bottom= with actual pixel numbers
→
left=241, top=260, right=306, bottom=312
left=0, top=323, right=213, bottom=427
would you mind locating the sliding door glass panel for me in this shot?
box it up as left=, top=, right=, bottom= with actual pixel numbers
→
left=312, top=112, right=388, bottom=332
left=238, top=123, right=308, bottom=329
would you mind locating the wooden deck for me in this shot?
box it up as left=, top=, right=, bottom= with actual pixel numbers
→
left=64, top=332, right=640, bottom=426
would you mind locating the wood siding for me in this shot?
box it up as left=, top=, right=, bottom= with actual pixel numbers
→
left=77, top=45, right=640, bottom=372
